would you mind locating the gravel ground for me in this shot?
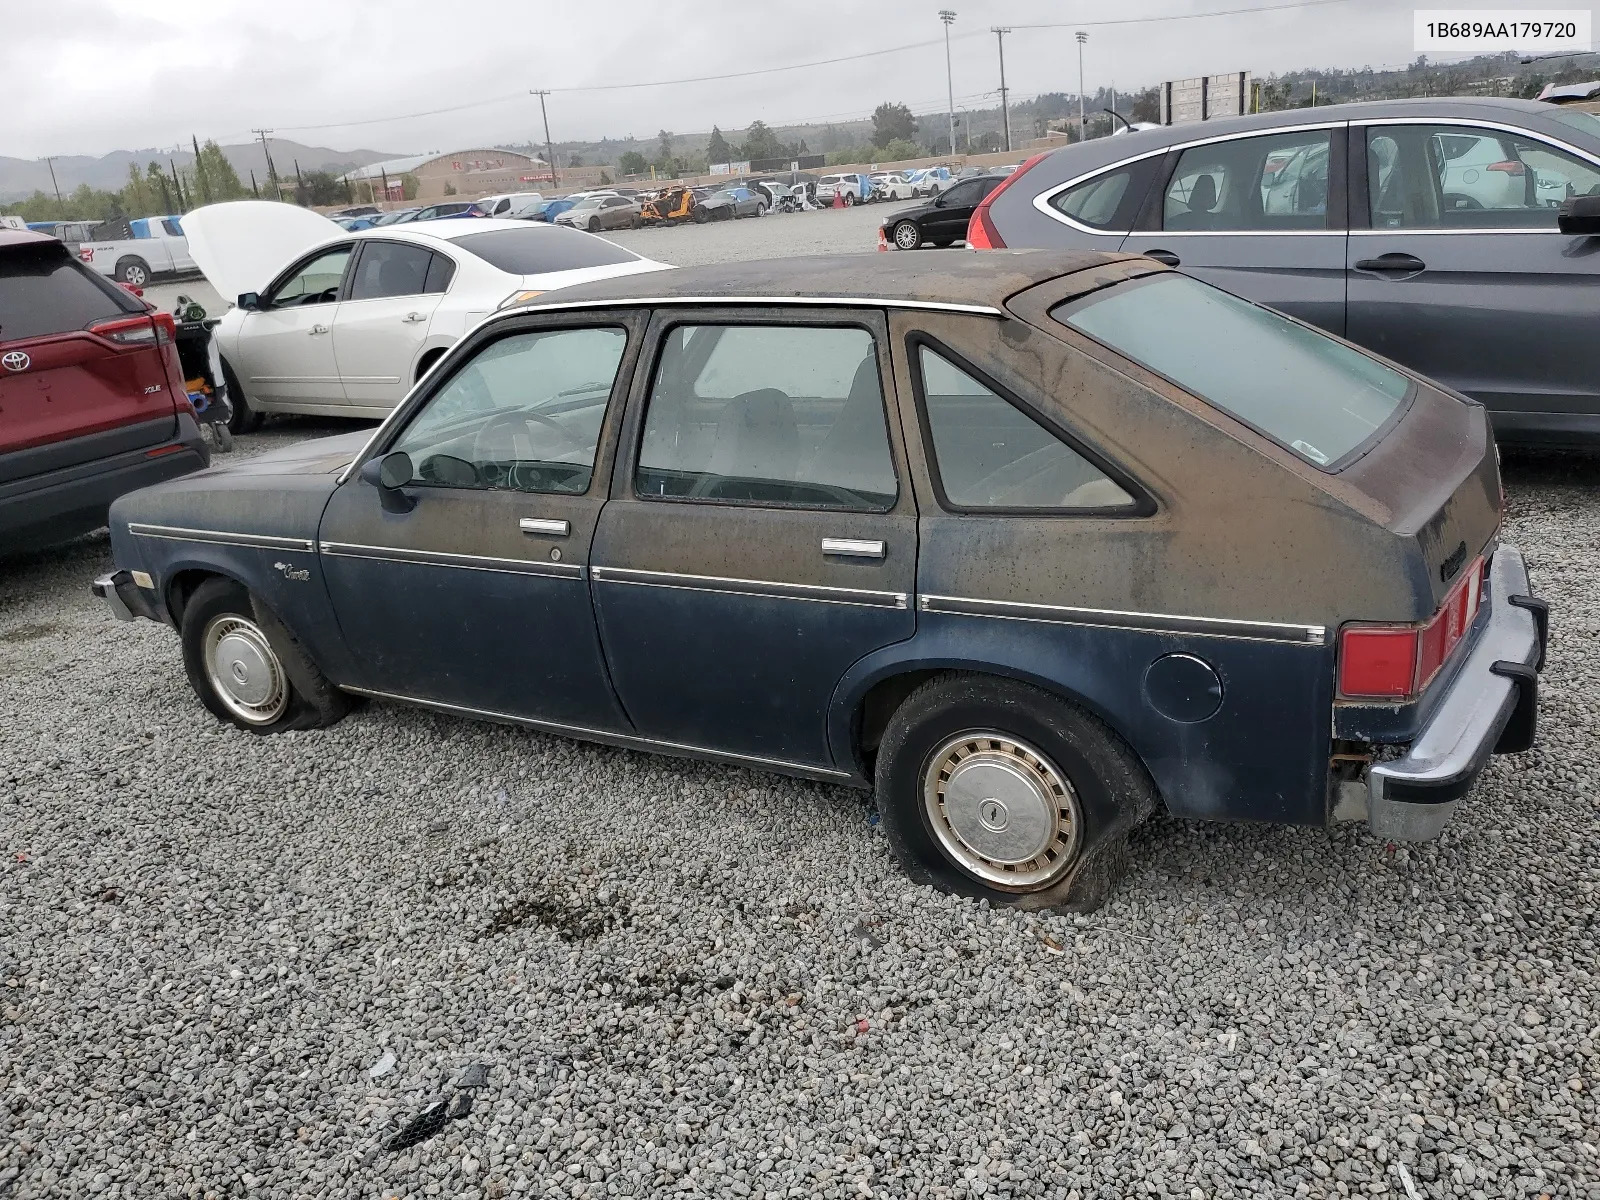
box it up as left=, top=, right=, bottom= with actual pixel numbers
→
left=4, top=215, right=1597, bottom=1197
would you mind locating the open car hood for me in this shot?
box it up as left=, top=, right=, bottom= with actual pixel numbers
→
left=181, top=201, right=344, bottom=303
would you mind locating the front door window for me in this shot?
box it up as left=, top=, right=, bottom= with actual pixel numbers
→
left=268, top=247, right=351, bottom=308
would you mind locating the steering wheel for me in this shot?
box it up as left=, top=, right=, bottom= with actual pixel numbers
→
left=470, top=409, right=581, bottom=466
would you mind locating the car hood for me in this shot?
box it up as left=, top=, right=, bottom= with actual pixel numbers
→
left=181, top=201, right=345, bottom=302
left=882, top=200, right=939, bottom=223
left=208, top=429, right=371, bottom=478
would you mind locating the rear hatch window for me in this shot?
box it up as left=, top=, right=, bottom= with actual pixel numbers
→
left=1053, top=273, right=1411, bottom=469
left=451, top=227, right=641, bottom=274
left=1, top=242, right=142, bottom=343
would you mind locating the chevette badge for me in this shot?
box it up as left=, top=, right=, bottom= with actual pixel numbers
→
left=273, top=561, right=310, bottom=582
left=1, top=351, right=30, bottom=372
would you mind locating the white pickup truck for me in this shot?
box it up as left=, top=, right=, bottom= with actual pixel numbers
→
left=79, top=215, right=198, bottom=287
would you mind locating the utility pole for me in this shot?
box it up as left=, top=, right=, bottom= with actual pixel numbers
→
left=530, top=90, right=558, bottom=188
left=939, top=10, right=957, bottom=158
left=1076, top=32, right=1089, bottom=144
left=249, top=170, right=259, bottom=199
left=992, top=27, right=1012, bottom=152
left=44, top=157, right=63, bottom=207
left=252, top=129, right=280, bottom=200
left=294, top=157, right=304, bottom=204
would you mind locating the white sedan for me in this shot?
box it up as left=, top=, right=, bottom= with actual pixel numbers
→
left=181, top=201, right=669, bottom=430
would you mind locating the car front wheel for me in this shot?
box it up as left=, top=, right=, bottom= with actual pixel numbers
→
left=893, top=220, right=921, bottom=251
left=587, top=217, right=601, bottom=233
left=180, top=578, right=351, bottom=734
left=875, top=674, right=1156, bottom=911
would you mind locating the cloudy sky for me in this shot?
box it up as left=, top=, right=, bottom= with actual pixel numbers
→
left=1, top=0, right=1561, bottom=158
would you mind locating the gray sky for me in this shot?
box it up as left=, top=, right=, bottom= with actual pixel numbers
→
left=0, top=0, right=1560, bottom=159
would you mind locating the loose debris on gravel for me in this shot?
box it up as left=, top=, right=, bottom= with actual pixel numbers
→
left=0, top=444, right=1595, bottom=1199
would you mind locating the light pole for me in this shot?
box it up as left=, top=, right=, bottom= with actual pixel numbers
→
left=1076, top=32, right=1088, bottom=144
left=992, top=26, right=1012, bottom=153
left=530, top=89, right=558, bottom=189
left=939, top=10, right=957, bottom=158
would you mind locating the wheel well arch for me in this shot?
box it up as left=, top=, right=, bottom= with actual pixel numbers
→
left=165, top=567, right=241, bottom=626
left=838, top=661, right=1166, bottom=813
left=415, top=345, right=450, bottom=382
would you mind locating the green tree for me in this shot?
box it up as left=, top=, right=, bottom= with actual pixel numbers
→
left=618, top=150, right=649, bottom=176
left=568, top=153, right=584, bottom=167
left=1130, top=88, right=1160, bottom=123
left=877, top=137, right=921, bottom=162
left=442, top=181, right=457, bottom=197
left=400, top=173, right=420, bottom=201
left=296, top=170, right=344, bottom=205
left=657, top=129, right=673, bottom=162
left=737, top=121, right=785, bottom=161
left=197, top=140, right=246, bottom=200
left=706, top=126, right=733, bottom=165
left=871, top=101, right=916, bottom=148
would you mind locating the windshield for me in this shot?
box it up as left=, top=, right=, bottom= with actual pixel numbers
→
left=1055, top=274, right=1411, bottom=468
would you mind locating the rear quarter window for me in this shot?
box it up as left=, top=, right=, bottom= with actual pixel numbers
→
left=1055, top=274, right=1411, bottom=469
left=453, top=227, right=641, bottom=274
left=1, top=243, right=142, bottom=342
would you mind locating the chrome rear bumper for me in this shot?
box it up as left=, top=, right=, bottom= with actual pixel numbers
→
left=1367, top=546, right=1546, bottom=842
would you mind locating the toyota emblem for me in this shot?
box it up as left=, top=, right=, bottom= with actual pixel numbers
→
left=1, top=351, right=29, bottom=372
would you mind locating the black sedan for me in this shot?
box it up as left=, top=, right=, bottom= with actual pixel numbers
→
left=971, top=95, right=1600, bottom=445
left=880, top=175, right=1003, bottom=250
left=92, top=252, right=1543, bottom=911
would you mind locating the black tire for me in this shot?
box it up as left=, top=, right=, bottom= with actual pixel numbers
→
left=892, top=220, right=921, bottom=251
left=874, top=674, right=1157, bottom=912
left=116, top=256, right=152, bottom=287
left=180, top=578, right=352, bottom=734
left=843, top=192, right=856, bottom=207
left=693, top=208, right=709, bottom=224
left=587, top=217, right=600, bottom=233
left=755, top=203, right=767, bottom=217
left=219, top=358, right=262, bottom=434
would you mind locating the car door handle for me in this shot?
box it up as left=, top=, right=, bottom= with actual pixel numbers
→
left=402, top=312, right=426, bottom=323
left=519, top=517, right=570, bottom=537
left=822, top=538, right=885, bottom=559
left=1354, top=253, right=1426, bottom=273
left=1143, top=249, right=1181, bottom=267
left=309, top=323, right=329, bottom=335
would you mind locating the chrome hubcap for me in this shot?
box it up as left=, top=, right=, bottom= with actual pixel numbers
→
left=203, top=614, right=288, bottom=725
left=922, top=732, right=1083, bottom=891
left=895, top=223, right=919, bottom=249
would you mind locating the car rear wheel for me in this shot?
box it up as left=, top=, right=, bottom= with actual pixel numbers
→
left=893, top=220, right=921, bottom=251
left=181, top=578, right=352, bottom=734
left=875, top=674, right=1157, bottom=911
left=117, top=257, right=151, bottom=287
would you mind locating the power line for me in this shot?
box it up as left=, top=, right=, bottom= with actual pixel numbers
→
left=1009, top=0, right=1357, bottom=31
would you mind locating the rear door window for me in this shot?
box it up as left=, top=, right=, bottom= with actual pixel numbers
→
left=1163, top=130, right=1332, bottom=231
left=1056, top=273, right=1410, bottom=468
left=348, top=241, right=435, bottom=300
left=1, top=244, right=140, bottom=341
left=452, top=227, right=641, bottom=273
left=636, top=324, right=897, bottom=511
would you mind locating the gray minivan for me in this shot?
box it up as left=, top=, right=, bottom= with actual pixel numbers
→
left=974, top=97, right=1600, bottom=445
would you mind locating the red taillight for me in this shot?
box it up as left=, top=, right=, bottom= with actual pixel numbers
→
left=88, top=315, right=158, bottom=346
left=1338, top=557, right=1486, bottom=700
left=1487, top=160, right=1526, bottom=175
left=966, top=151, right=1050, bottom=250
left=79, top=247, right=94, bottom=261
left=152, top=312, right=176, bottom=345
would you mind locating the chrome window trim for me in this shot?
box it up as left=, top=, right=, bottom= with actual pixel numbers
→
left=592, top=565, right=908, bottom=610
left=318, top=540, right=585, bottom=579
left=1349, top=227, right=1573, bottom=236
left=336, top=295, right=1005, bottom=486
left=341, top=685, right=853, bottom=781
left=1031, top=119, right=1346, bottom=236
left=127, top=523, right=315, bottom=553
left=919, top=593, right=1326, bottom=645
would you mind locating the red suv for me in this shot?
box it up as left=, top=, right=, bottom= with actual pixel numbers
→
left=1, top=229, right=208, bottom=554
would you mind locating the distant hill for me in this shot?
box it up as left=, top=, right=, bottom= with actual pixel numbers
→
left=0, top=140, right=399, bottom=202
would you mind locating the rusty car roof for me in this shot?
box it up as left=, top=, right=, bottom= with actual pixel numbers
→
left=517, top=249, right=1143, bottom=314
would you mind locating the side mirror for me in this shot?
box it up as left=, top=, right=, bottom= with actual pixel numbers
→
left=1558, top=194, right=1600, bottom=236
left=358, top=451, right=416, bottom=511
left=237, top=292, right=260, bottom=311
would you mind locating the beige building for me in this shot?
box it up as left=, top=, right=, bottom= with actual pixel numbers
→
left=344, top=149, right=612, bottom=202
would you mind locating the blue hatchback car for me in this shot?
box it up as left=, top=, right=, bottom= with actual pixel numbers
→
left=93, top=252, right=1545, bottom=910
